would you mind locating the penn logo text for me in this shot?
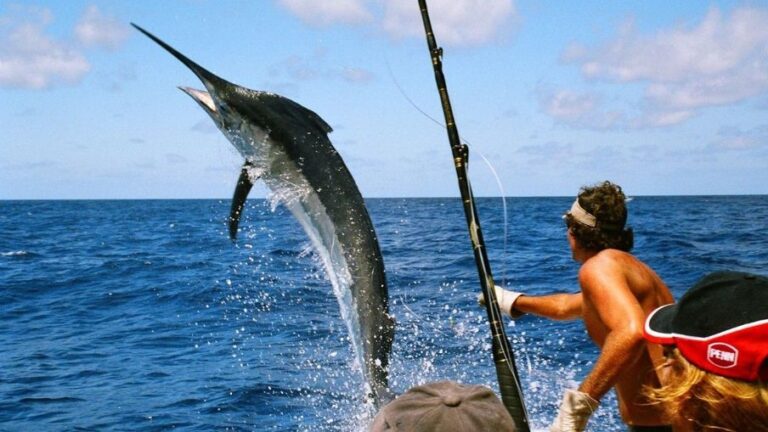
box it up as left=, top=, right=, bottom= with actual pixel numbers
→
left=707, top=342, right=738, bottom=369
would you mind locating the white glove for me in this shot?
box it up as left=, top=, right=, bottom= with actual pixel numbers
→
left=549, top=389, right=599, bottom=432
left=477, top=285, right=525, bottom=318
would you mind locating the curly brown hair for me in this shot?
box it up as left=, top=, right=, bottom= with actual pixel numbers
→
left=564, top=181, right=633, bottom=252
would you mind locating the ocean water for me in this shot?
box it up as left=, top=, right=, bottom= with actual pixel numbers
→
left=1, top=196, right=766, bottom=431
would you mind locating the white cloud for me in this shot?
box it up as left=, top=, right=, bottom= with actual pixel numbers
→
left=277, top=0, right=373, bottom=26
left=562, top=6, right=768, bottom=127
left=277, top=0, right=516, bottom=47
left=571, top=8, right=768, bottom=83
left=542, top=89, right=596, bottom=120
left=268, top=51, right=374, bottom=84
left=165, top=153, right=188, bottom=164
left=710, top=126, right=767, bottom=151
left=341, top=67, right=373, bottom=83
left=645, top=62, right=768, bottom=109
left=0, top=6, right=89, bottom=89
left=0, top=4, right=129, bottom=90
left=514, top=140, right=630, bottom=176
left=270, top=54, right=321, bottom=81
left=538, top=88, right=625, bottom=130
left=538, top=87, right=694, bottom=130
left=634, top=110, right=694, bottom=128
left=74, top=5, right=129, bottom=50
left=3, top=160, right=56, bottom=170
left=381, top=0, right=515, bottom=46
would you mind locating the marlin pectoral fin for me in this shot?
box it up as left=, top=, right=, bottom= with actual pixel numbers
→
left=228, top=162, right=256, bottom=241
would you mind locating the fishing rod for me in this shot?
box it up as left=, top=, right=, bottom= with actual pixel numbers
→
left=417, top=1, right=529, bottom=430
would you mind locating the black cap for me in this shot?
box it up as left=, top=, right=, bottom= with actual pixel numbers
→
left=644, top=271, right=768, bottom=381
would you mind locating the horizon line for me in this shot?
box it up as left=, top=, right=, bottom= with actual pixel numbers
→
left=2, top=193, right=766, bottom=202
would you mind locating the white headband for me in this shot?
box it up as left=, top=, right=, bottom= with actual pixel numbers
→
left=565, top=199, right=597, bottom=227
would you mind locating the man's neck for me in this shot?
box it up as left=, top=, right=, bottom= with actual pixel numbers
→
left=574, top=247, right=599, bottom=264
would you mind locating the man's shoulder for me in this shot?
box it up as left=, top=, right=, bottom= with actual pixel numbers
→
left=582, top=249, right=634, bottom=269
left=579, top=249, right=667, bottom=298
left=579, top=249, right=641, bottom=282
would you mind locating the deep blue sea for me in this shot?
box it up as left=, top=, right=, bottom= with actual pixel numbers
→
left=2, top=196, right=767, bottom=431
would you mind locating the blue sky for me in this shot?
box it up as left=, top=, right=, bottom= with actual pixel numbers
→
left=2, top=0, right=767, bottom=199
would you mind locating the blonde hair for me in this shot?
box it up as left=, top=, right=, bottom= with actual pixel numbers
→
left=646, top=348, right=768, bottom=431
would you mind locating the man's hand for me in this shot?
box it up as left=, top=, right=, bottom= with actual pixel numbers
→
left=549, top=389, right=599, bottom=432
left=477, top=285, right=525, bottom=318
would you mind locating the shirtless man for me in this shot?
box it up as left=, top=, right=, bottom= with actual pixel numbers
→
left=490, top=181, right=675, bottom=431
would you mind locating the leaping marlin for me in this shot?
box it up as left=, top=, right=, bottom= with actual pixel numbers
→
left=132, top=24, right=395, bottom=407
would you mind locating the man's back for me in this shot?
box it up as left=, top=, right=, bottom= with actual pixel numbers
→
left=579, top=249, right=674, bottom=425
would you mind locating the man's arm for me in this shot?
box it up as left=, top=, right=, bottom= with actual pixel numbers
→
left=513, top=292, right=583, bottom=320
left=576, top=260, right=646, bottom=400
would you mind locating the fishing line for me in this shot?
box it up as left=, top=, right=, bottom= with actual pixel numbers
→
left=397, top=294, right=449, bottom=336
left=474, top=151, right=509, bottom=287
left=385, top=58, right=510, bottom=286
